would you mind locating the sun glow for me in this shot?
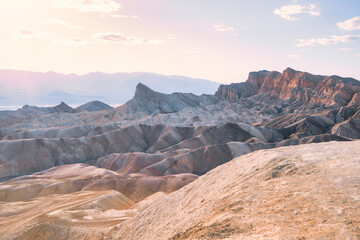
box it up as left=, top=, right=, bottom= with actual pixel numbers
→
left=0, top=0, right=359, bottom=83
left=0, top=0, right=39, bottom=16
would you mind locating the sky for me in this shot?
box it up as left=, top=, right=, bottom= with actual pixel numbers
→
left=0, top=0, right=359, bottom=83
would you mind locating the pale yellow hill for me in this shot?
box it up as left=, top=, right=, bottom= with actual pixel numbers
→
left=1, top=141, right=359, bottom=239
left=113, top=141, right=360, bottom=240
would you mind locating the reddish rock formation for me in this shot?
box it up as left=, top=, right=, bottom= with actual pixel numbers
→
left=217, top=67, right=360, bottom=107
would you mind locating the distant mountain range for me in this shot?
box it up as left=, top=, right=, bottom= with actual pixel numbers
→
left=9, top=101, right=113, bottom=117
left=0, top=70, right=220, bottom=109
left=1, top=67, right=360, bottom=180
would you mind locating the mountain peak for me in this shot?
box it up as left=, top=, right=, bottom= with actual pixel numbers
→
left=283, top=67, right=298, bottom=78
left=284, top=67, right=296, bottom=72
left=76, top=101, right=113, bottom=112
left=134, top=83, right=155, bottom=99
left=217, top=68, right=360, bottom=107
left=53, top=102, right=74, bottom=113
left=56, top=101, right=70, bottom=108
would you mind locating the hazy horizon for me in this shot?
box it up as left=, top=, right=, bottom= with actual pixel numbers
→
left=0, top=103, right=123, bottom=111
left=0, top=69, right=220, bottom=110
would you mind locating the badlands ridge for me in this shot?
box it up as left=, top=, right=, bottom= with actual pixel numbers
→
left=0, top=68, right=359, bottom=239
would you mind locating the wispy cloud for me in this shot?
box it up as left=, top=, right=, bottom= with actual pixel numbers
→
left=213, top=22, right=246, bottom=36
left=289, top=54, right=301, bottom=59
left=15, top=29, right=50, bottom=38
left=274, top=3, right=320, bottom=21
left=53, top=38, right=88, bottom=47
left=110, top=14, right=138, bottom=19
left=93, top=32, right=164, bottom=45
left=53, top=0, right=122, bottom=13
left=338, top=47, right=352, bottom=51
left=296, top=35, right=360, bottom=47
left=337, top=16, right=360, bottom=31
left=42, top=18, right=85, bottom=30
left=214, top=22, right=237, bottom=32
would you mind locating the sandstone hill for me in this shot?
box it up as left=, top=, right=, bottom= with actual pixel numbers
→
left=113, top=141, right=360, bottom=240
left=1, top=141, right=359, bottom=239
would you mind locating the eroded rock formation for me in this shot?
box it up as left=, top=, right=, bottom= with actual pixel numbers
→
left=0, top=68, right=360, bottom=240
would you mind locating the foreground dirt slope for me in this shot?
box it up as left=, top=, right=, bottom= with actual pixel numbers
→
left=0, top=165, right=196, bottom=240
left=112, top=141, right=360, bottom=240
left=1, top=141, right=359, bottom=239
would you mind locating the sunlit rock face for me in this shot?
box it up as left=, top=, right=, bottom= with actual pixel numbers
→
left=217, top=67, right=360, bottom=107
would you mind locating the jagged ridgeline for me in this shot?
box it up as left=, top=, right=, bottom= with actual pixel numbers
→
left=0, top=68, right=360, bottom=239
left=1, top=68, right=360, bottom=179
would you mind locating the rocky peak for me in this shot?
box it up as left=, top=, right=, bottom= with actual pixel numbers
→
left=58, top=101, right=68, bottom=108
left=76, top=101, right=113, bottom=112
left=247, top=70, right=281, bottom=90
left=282, top=67, right=298, bottom=79
left=246, top=70, right=270, bottom=89
left=123, top=83, right=219, bottom=114
left=134, top=83, right=155, bottom=100
left=53, top=102, right=74, bottom=113
left=16, top=102, right=75, bottom=116
left=21, top=104, right=33, bottom=110
left=217, top=68, right=360, bottom=107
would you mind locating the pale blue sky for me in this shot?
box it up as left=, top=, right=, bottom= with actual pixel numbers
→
left=0, top=0, right=359, bottom=83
